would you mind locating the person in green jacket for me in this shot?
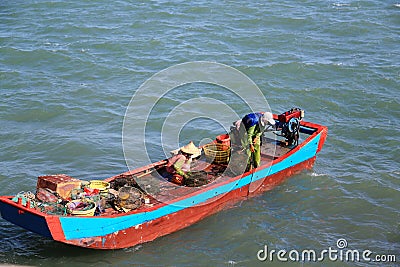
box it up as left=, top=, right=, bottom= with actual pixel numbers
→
left=239, top=112, right=275, bottom=169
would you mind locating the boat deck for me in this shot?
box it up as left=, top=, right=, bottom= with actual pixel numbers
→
left=97, top=135, right=294, bottom=214
left=1, top=134, right=297, bottom=218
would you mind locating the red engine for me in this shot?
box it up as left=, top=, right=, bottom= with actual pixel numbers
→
left=277, top=108, right=304, bottom=146
left=278, top=108, right=304, bottom=123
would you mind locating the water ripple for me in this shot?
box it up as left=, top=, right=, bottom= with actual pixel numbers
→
left=0, top=0, right=399, bottom=265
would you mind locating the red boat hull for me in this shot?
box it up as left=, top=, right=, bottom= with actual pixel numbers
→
left=0, top=119, right=327, bottom=249
left=61, top=156, right=316, bottom=249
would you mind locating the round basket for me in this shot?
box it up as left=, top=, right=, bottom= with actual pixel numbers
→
left=66, top=199, right=97, bottom=216
left=89, top=180, right=110, bottom=197
left=89, top=180, right=110, bottom=191
left=203, top=143, right=231, bottom=164
left=117, top=186, right=143, bottom=210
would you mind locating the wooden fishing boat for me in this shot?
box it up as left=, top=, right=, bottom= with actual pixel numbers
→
left=0, top=109, right=327, bottom=249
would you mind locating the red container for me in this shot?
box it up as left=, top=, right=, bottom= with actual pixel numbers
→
left=278, top=109, right=302, bottom=123
left=215, top=134, right=230, bottom=150
left=37, top=174, right=82, bottom=200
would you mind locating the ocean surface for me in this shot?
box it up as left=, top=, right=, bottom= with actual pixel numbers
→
left=0, top=0, right=399, bottom=266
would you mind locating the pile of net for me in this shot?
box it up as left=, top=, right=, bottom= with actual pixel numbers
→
left=184, top=171, right=212, bottom=187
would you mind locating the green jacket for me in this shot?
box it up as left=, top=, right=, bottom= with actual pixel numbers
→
left=241, top=124, right=264, bottom=148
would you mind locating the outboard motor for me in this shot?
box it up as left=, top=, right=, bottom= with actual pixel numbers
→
left=276, top=108, right=304, bottom=146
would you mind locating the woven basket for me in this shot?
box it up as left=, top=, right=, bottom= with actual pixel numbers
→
left=89, top=180, right=110, bottom=191
left=66, top=199, right=96, bottom=216
left=203, top=143, right=231, bottom=164
left=89, top=180, right=110, bottom=198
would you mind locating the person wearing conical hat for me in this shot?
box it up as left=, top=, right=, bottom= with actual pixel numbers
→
left=239, top=112, right=275, bottom=169
left=165, top=141, right=201, bottom=185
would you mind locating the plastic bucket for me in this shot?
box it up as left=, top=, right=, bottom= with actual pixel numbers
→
left=215, top=134, right=230, bottom=150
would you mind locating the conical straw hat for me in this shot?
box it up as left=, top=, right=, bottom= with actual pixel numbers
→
left=180, top=141, right=201, bottom=157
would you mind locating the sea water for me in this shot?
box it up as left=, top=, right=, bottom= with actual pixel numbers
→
left=0, top=1, right=399, bottom=266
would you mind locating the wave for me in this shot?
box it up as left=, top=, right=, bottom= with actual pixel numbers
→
left=332, top=3, right=351, bottom=7
left=310, top=172, right=327, bottom=177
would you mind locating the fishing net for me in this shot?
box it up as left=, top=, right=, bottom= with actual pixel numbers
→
left=36, top=202, right=67, bottom=215
left=226, top=152, right=249, bottom=176
left=109, top=175, right=139, bottom=191
left=184, top=171, right=212, bottom=187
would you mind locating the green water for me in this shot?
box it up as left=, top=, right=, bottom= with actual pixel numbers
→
left=1, top=1, right=399, bottom=266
